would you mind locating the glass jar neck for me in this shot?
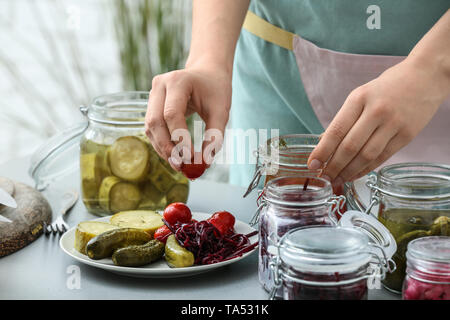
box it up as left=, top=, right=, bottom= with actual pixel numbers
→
left=281, top=262, right=370, bottom=286
left=263, top=176, right=332, bottom=208
left=406, top=257, right=450, bottom=284
left=377, top=163, right=450, bottom=203
left=260, top=134, right=320, bottom=170
left=85, top=91, right=148, bottom=126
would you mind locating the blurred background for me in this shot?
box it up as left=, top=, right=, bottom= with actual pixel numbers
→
left=0, top=0, right=227, bottom=181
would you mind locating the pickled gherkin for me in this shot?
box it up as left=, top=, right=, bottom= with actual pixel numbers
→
left=80, top=135, right=190, bottom=216
left=378, top=208, right=450, bottom=293
left=109, top=136, right=150, bottom=182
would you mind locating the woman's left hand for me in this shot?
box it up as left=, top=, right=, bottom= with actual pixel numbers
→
left=307, top=56, right=450, bottom=184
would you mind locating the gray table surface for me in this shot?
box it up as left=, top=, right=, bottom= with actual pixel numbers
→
left=0, top=156, right=400, bottom=300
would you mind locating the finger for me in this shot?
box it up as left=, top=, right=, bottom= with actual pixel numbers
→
left=145, top=83, right=174, bottom=161
left=349, top=133, right=405, bottom=181
left=307, top=90, right=365, bottom=171
left=321, top=111, right=380, bottom=181
left=164, top=83, right=195, bottom=163
left=202, top=103, right=229, bottom=166
left=335, top=124, right=397, bottom=182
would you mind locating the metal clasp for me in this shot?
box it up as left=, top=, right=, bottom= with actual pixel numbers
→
left=268, top=256, right=282, bottom=300
left=327, top=195, right=347, bottom=225
left=365, top=174, right=380, bottom=217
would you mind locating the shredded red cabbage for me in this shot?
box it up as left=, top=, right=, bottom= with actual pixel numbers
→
left=164, top=219, right=258, bottom=265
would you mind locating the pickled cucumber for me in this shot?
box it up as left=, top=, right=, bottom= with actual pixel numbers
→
left=80, top=135, right=189, bottom=215
left=80, top=153, right=102, bottom=203
left=99, top=176, right=141, bottom=213
left=166, top=183, right=189, bottom=204
left=74, top=221, right=119, bottom=254
left=165, top=234, right=194, bottom=268
left=109, top=210, right=164, bottom=237
left=149, top=162, right=178, bottom=193
left=86, top=228, right=151, bottom=260
left=112, top=239, right=164, bottom=267
left=109, top=136, right=151, bottom=181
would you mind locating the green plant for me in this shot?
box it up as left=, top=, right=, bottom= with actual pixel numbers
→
left=111, top=0, right=189, bottom=91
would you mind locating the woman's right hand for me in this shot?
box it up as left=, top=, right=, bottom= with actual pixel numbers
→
left=145, top=65, right=232, bottom=170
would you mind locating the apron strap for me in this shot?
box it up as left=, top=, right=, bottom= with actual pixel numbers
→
left=243, top=10, right=294, bottom=51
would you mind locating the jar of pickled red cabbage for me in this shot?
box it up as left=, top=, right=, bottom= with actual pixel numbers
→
left=244, top=134, right=345, bottom=198
left=403, top=236, right=450, bottom=300
left=347, top=163, right=450, bottom=293
left=255, top=176, right=346, bottom=294
left=79, top=92, right=189, bottom=216
left=269, top=213, right=397, bottom=300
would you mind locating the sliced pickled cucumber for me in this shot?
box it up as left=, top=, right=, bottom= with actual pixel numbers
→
left=165, top=234, right=194, bottom=268
left=99, top=176, right=141, bottom=213
left=138, top=182, right=167, bottom=210
left=166, top=184, right=189, bottom=204
left=109, top=210, right=164, bottom=237
left=149, top=162, right=178, bottom=193
left=109, top=136, right=151, bottom=181
left=86, top=228, right=151, bottom=260
left=112, top=239, right=165, bottom=267
left=74, top=221, right=120, bottom=254
left=80, top=153, right=102, bottom=202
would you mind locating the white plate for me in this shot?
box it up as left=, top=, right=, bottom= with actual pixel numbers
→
left=60, top=212, right=258, bottom=278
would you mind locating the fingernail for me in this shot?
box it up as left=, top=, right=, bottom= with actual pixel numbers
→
left=322, top=175, right=331, bottom=182
left=168, top=157, right=181, bottom=171
left=333, top=176, right=344, bottom=186
left=308, top=159, right=322, bottom=170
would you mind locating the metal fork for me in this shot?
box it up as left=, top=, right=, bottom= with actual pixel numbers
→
left=44, top=190, right=79, bottom=236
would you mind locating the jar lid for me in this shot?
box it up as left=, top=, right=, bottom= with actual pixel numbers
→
left=279, top=226, right=372, bottom=272
left=407, top=236, right=450, bottom=263
left=338, top=210, right=397, bottom=261
left=29, top=122, right=88, bottom=191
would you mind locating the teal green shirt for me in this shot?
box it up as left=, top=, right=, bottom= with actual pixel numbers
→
left=230, top=0, right=449, bottom=187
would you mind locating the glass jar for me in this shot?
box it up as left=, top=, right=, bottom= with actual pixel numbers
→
left=255, top=175, right=346, bottom=293
left=244, top=134, right=346, bottom=205
left=79, top=92, right=189, bottom=216
left=269, top=212, right=397, bottom=300
left=403, top=236, right=450, bottom=300
left=347, top=162, right=450, bottom=293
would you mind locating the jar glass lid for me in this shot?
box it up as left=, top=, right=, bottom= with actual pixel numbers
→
left=338, top=210, right=397, bottom=261
left=29, top=122, right=87, bottom=191
left=279, top=225, right=372, bottom=272
left=407, top=236, right=450, bottom=263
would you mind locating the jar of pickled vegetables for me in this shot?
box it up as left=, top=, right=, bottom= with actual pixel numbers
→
left=347, top=163, right=450, bottom=293
left=403, top=236, right=450, bottom=300
left=269, top=212, right=397, bottom=300
left=255, top=175, right=346, bottom=294
left=79, top=92, right=189, bottom=216
left=244, top=133, right=345, bottom=201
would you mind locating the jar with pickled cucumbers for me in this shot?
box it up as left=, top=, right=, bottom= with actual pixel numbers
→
left=347, top=163, right=450, bottom=293
left=79, top=92, right=189, bottom=216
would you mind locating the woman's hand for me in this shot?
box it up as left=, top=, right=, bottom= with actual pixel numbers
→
left=145, top=65, right=232, bottom=170
left=307, top=56, right=450, bottom=184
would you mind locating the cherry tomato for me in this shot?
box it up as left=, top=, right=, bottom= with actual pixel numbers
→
left=207, top=211, right=235, bottom=235
left=181, top=153, right=207, bottom=180
left=163, top=202, right=192, bottom=225
left=154, top=225, right=172, bottom=243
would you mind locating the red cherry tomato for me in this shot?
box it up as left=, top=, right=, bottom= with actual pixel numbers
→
left=207, top=211, right=235, bottom=235
left=154, top=225, right=172, bottom=243
left=163, top=202, right=192, bottom=225
left=181, top=153, right=207, bottom=180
